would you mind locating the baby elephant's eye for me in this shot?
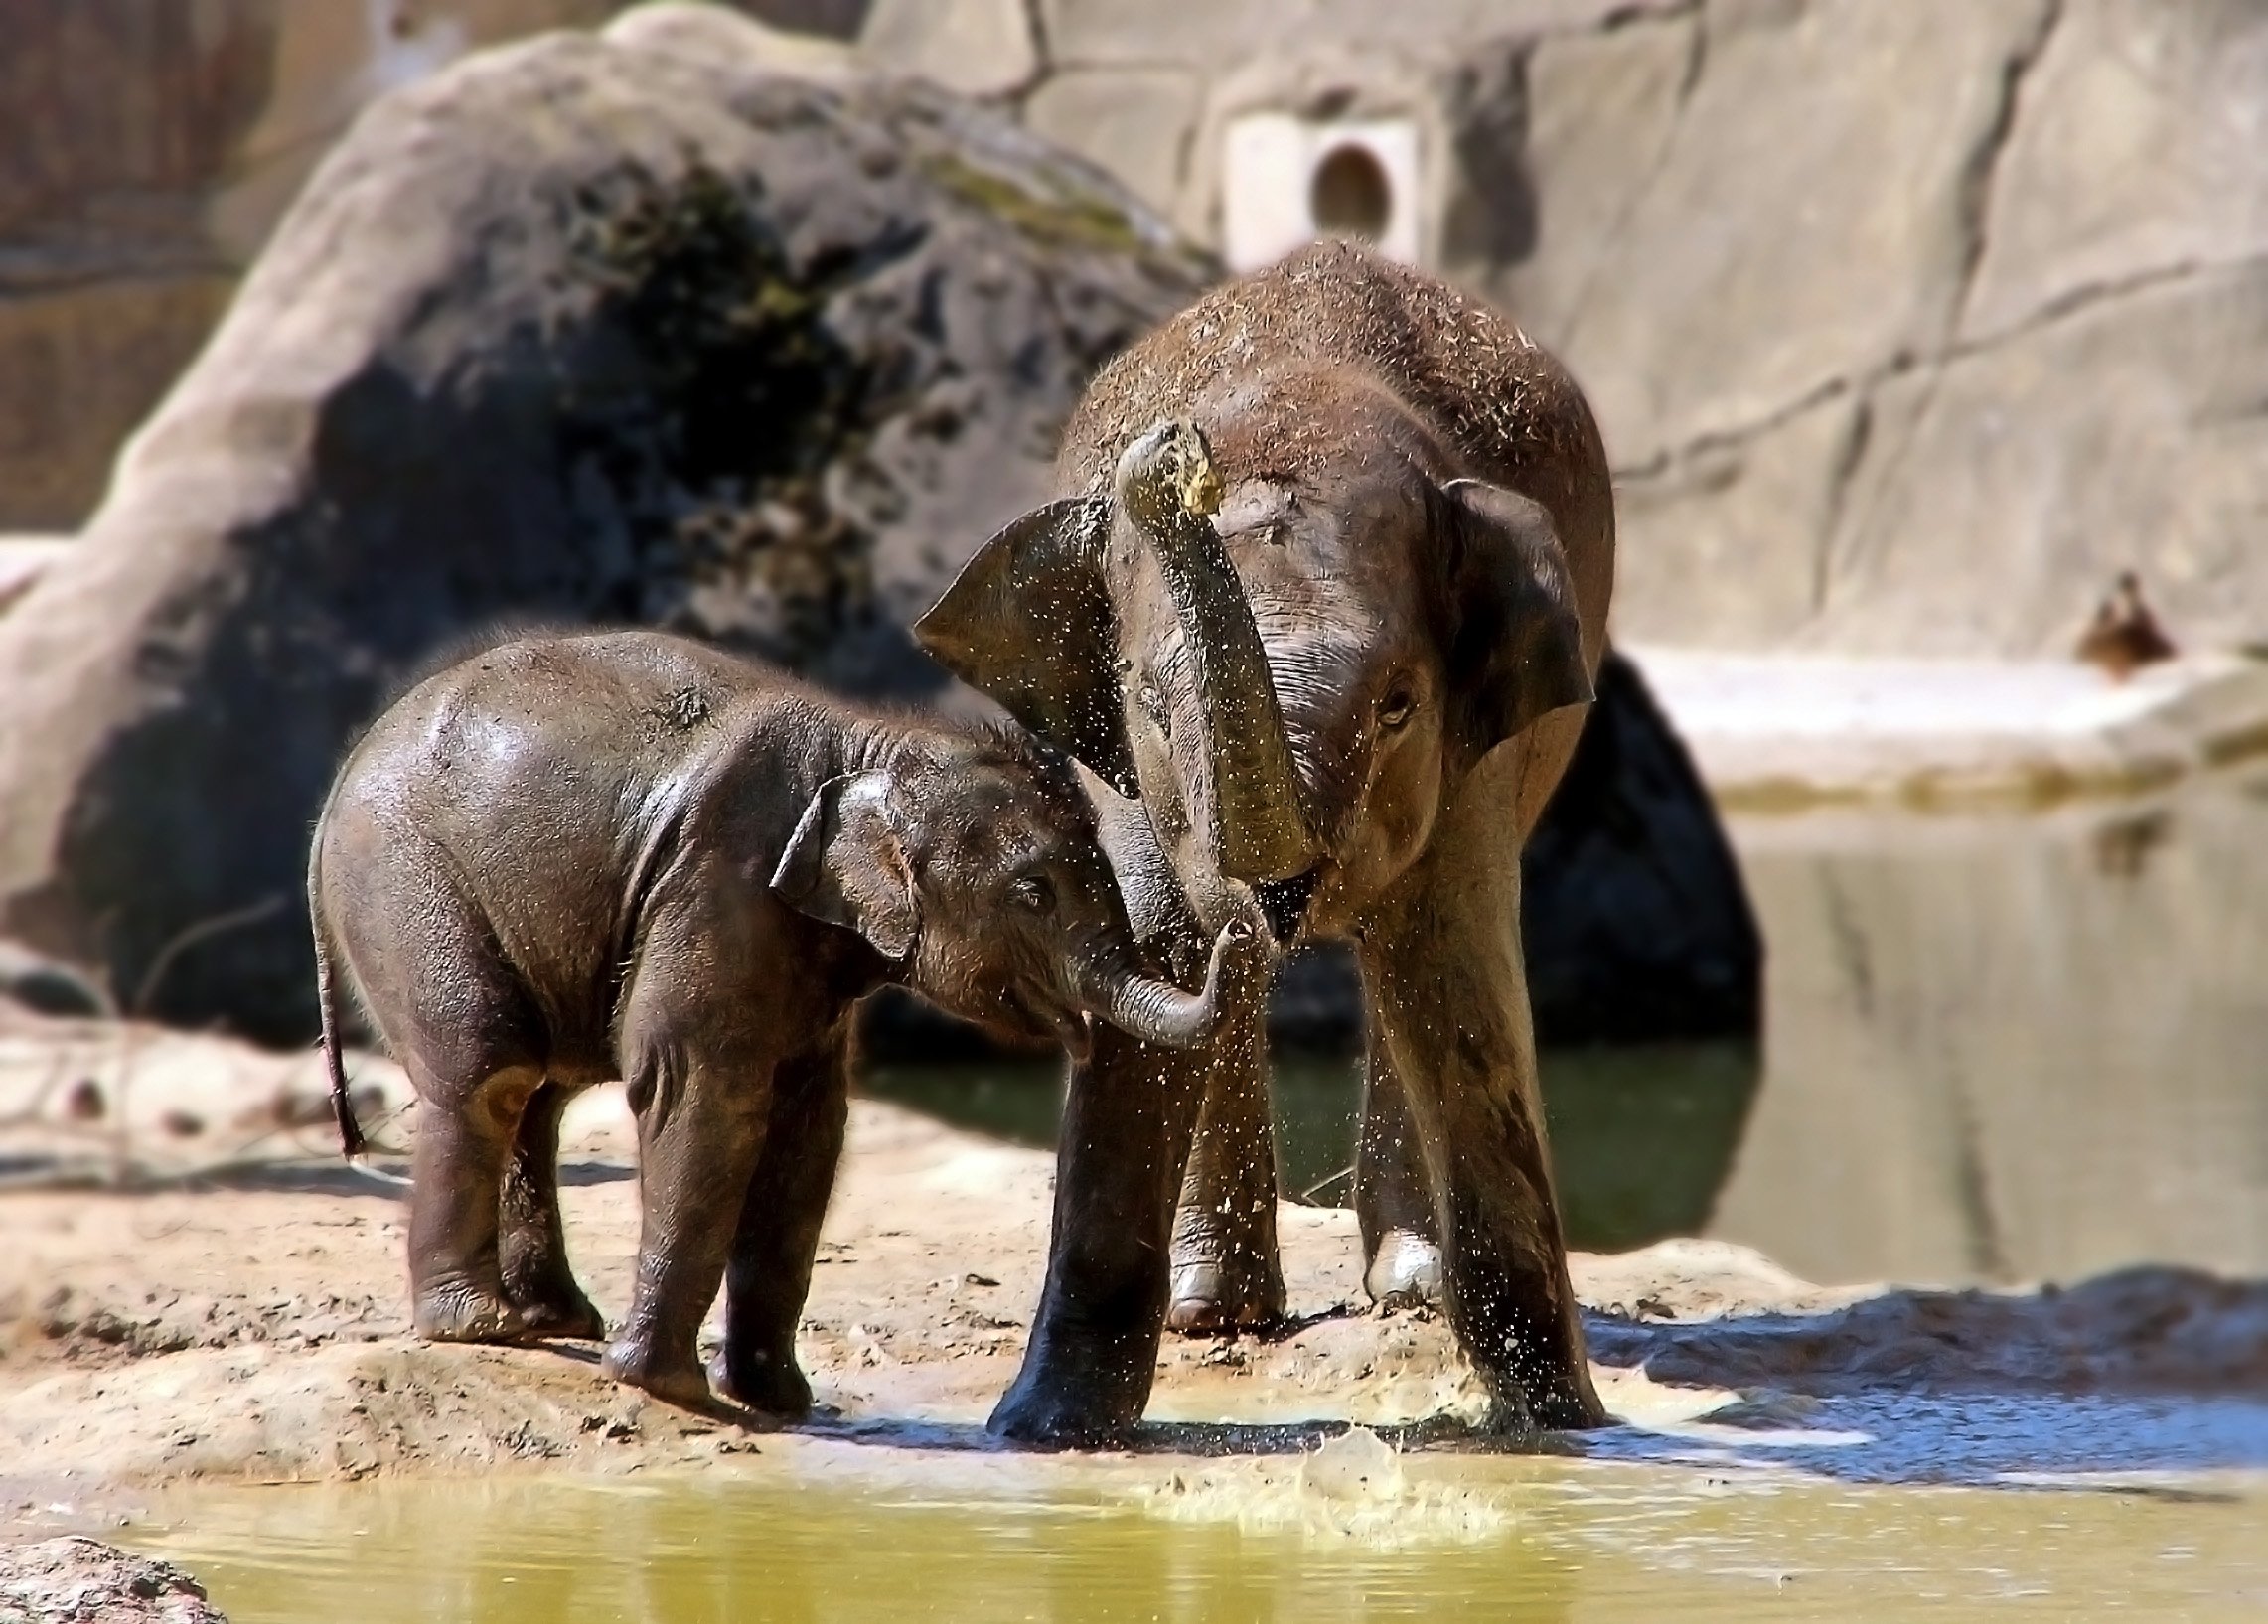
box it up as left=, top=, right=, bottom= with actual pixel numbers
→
left=1378, top=688, right=1417, bottom=730
left=1011, top=874, right=1055, bottom=913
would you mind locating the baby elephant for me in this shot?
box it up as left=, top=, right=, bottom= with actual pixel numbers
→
left=312, top=630, right=1249, bottom=1410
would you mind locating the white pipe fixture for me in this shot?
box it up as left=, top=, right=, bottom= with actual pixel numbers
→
left=1221, top=113, right=1421, bottom=273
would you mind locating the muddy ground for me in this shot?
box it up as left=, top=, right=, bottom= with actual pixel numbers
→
left=3, top=1009, right=2263, bottom=1544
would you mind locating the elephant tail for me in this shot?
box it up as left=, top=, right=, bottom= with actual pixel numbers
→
left=308, top=840, right=367, bottom=1163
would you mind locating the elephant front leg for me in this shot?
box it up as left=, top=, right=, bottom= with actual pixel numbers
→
left=498, top=1079, right=606, bottom=1339
left=1360, top=843, right=1606, bottom=1433
left=603, top=1039, right=770, bottom=1409
left=1167, top=978, right=1285, bottom=1334
left=1356, top=1047, right=1444, bottom=1310
left=712, top=1034, right=849, bottom=1417
left=989, top=1023, right=1209, bottom=1446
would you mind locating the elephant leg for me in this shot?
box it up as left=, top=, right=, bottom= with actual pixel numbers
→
left=1355, top=1044, right=1444, bottom=1309
left=408, top=1060, right=542, bottom=1345
left=1166, top=975, right=1285, bottom=1334
left=712, top=1030, right=850, bottom=1416
left=497, top=1078, right=605, bottom=1339
left=1358, top=777, right=1605, bottom=1433
left=988, top=1020, right=1210, bottom=1446
left=603, top=1036, right=770, bottom=1409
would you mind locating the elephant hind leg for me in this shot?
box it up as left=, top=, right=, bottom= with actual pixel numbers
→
left=498, top=1078, right=605, bottom=1340
left=408, top=1059, right=543, bottom=1345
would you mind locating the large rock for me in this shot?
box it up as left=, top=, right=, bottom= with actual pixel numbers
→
left=0, top=1538, right=227, bottom=1623
left=1519, top=649, right=1763, bottom=1045
left=0, top=7, right=1207, bottom=1038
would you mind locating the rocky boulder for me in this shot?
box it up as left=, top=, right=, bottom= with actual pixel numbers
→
left=0, top=1538, right=227, bottom=1623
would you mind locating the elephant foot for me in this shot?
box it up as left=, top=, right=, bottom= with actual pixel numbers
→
left=500, top=1257, right=605, bottom=1340
left=1363, top=1229, right=1444, bottom=1311
left=514, top=1294, right=606, bottom=1341
left=1164, top=1255, right=1285, bottom=1336
left=412, top=1283, right=531, bottom=1345
left=708, top=1347, right=812, bottom=1419
left=1481, top=1376, right=1611, bottom=1435
left=601, top=1337, right=713, bottom=1410
left=986, top=1356, right=1139, bottom=1450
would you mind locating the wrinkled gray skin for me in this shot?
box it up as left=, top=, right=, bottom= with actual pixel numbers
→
left=916, top=242, right=1614, bottom=1444
left=311, top=630, right=1246, bottom=1411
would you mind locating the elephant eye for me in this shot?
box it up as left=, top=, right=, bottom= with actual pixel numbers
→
left=1378, top=688, right=1417, bottom=729
left=1011, top=874, right=1055, bottom=913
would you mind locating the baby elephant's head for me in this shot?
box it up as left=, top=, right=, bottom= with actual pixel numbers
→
left=771, top=729, right=1251, bottom=1055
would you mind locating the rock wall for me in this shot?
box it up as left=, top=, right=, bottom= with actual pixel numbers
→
left=853, top=0, right=2268, bottom=661
left=21, top=2, right=2258, bottom=655
left=0, top=0, right=627, bottom=531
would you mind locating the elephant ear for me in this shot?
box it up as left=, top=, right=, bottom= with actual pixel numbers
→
left=912, top=499, right=1140, bottom=798
left=771, top=771, right=920, bottom=962
left=1433, top=479, right=1594, bottom=760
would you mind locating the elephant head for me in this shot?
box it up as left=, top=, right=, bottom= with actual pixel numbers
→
left=771, top=736, right=1252, bottom=1054
left=915, top=398, right=1593, bottom=942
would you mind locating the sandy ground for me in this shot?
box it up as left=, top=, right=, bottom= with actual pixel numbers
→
left=3, top=1010, right=2264, bottom=1544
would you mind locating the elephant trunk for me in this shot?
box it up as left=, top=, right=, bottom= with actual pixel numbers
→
left=1076, top=922, right=1245, bottom=1050
left=1114, top=421, right=1316, bottom=887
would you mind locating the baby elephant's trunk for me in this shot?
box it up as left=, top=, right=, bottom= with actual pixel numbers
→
left=1077, top=920, right=1250, bottom=1050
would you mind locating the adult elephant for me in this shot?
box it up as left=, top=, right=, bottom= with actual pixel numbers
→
left=915, top=241, right=1614, bottom=1444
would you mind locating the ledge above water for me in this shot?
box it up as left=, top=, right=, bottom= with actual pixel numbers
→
left=1631, top=646, right=2268, bottom=812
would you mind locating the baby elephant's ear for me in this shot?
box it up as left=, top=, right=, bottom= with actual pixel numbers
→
left=913, top=499, right=1140, bottom=798
left=772, top=771, right=919, bottom=961
left=1433, top=479, right=1594, bottom=760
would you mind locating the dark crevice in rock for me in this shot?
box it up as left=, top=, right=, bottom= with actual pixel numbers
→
left=1441, top=40, right=1540, bottom=274
left=1555, top=0, right=1709, bottom=350
left=1611, top=370, right=1849, bottom=489
left=1814, top=392, right=1872, bottom=614
left=557, top=158, right=889, bottom=669
left=1562, top=0, right=1704, bottom=41
left=1615, top=244, right=2266, bottom=497
left=1949, top=0, right=2063, bottom=342
left=1811, top=0, right=2060, bottom=594
left=1951, top=249, right=2268, bottom=360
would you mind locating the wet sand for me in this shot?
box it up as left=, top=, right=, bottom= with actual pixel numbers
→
left=2, top=1014, right=2263, bottom=1546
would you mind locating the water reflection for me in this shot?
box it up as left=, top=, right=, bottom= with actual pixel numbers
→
left=870, top=767, right=2268, bottom=1291
left=864, top=1043, right=1759, bottom=1258
left=1718, top=769, right=2268, bottom=1286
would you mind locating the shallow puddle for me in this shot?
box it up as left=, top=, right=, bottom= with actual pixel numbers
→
left=133, top=1450, right=2268, bottom=1622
